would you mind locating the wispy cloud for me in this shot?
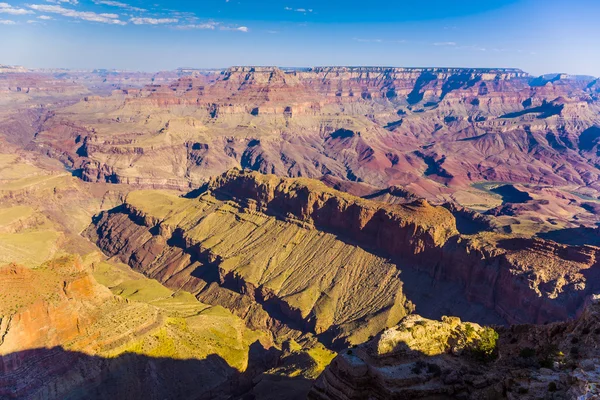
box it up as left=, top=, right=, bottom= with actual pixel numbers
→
left=220, top=25, right=248, bottom=32
left=0, top=18, right=16, bottom=23
left=46, top=0, right=79, bottom=4
left=0, top=2, right=34, bottom=15
left=354, top=38, right=383, bottom=43
left=433, top=41, right=457, bottom=46
left=93, top=0, right=146, bottom=13
left=130, top=17, right=177, bottom=25
left=176, top=21, right=218, bottom=30
left=173, top=20, right=248, bottom=31
left=28, top=4, right=127, bottom=24
left=353, top=38, right=406, bottom=44
left=284, top=6, right=313, bottom=13
left=37, top=14, right=52, bottom=19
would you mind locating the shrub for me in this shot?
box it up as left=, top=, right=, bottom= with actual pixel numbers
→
left=519, top=347, right=536, bottom=358
left=472, top=327, right=499, bottom=361
left=464, top=323, right=476, bottom=339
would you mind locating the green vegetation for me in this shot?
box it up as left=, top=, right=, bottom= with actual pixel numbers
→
left=306, top=344, right=336, bottom=377
left=0, top=230, right=61, bottom=267
left=519, top=347, right=536, bottom=358
left=471, top=327, right=499, bottom=361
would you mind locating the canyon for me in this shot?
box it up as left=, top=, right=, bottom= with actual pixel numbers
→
left=0, top=65, right=599, bottom=399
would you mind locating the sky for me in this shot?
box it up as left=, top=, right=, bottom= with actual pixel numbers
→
left=1, top=0, right=599, bottom=76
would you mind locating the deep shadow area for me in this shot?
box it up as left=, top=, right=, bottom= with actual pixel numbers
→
left=327, top=128, right=356, bottom=140
left=440, top=73, right=481, bottom=100
left=183, top=182, right=209, bottom=198
left=458, top=133, right=488, bottom=142
left=441, top=204, right=495, bottom=235
left=538, top=226, right=600, bottom=247
left=384, top=119, right=403, bottom=130
left=407, top=72, right=437, bottom=105
left=206, top=189, right=507, bottom=332
left=397, top=263, right=506, bottom=326
left=0, top=342, right=310, bottom=400
left=0, top=346, right=243, bottom=400
left=579, top=126, right=600, bottom=151
left=500, top=101, right=564, bottom=119
left=490, top=184, right=532, bottom=204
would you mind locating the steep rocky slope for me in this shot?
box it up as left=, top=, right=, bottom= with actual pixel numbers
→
left=309, top=295, right=600, bottom=400
left=2, top=65, right=600, bottom=399
left=87, top=170, right=600, bottom=345
left=0, top=256, right=275, bottom=400
left=0, top=152, right=331, bottom=399
left=15, top=66, right=600, bottom=210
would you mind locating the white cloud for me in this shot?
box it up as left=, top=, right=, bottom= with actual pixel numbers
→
left=46, top=0, right=79, bottom=4
left=284, top=6, right=313, bottom=13
left=28, top=4, right=127, bottom=24
left=178, top=21, right=247, bottom=32
left=220, top=25, right=248, bottom=32
left=0, top=3, right=34, bottom=15
left=93, top=0, right=146, bottom=12
left=0, top=18, right=15, bottom=23
left=433, top=41, right=457, bottom=46
left=179, top=22, right=217, bottom=29
left=38, top=14, right=52, bottom=19
left=130, top=17, right=177, bottom=24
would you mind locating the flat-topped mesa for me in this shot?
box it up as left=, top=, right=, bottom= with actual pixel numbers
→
left=226, top=66, right=283, bottom=73
left=207, top=169, right=458, bottom=255
left=292, top=66, right=532, bottom=100
left=219, top=66, right=302, bottom=86
left=305, top=66, right=529, bottom=80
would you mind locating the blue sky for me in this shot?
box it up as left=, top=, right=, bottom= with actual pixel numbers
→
left=1, top=0, right=599, bottom=75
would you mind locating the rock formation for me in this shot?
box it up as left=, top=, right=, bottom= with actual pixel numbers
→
left=2, top=65, right=600, bottom=399
left=309, top=295, right=600, bottom=400
left=9, top=65, right=598, bottom=208
left=87, top=170, right=600, bottom=345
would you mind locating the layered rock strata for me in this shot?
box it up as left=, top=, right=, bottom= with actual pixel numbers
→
left=87, top=170, right=600, bottom=344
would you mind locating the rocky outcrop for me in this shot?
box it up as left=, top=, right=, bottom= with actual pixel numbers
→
left=18, top=65, right=600, bottom=201
left=85, top=174, right=421, bottom=346
left=87, top=170, right=600, bottom=341
left=0, top=255, right=279, bottom=399
left=309, top=295, right=600, bottom=400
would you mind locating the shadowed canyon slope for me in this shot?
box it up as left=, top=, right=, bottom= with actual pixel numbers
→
left=2, top=65, right=600, bottom=399
left=13, top=66, right=600, bottom=203
left=310, top=295, right=600, bottom=400
left=86, top=170, right=600, bottom=342
left=0, top=152, right=331, bottom=400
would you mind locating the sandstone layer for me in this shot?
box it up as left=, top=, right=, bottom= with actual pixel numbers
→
left=87, top=170, right=600, bottom=344
left=12, top=66, right=598, bottom=210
